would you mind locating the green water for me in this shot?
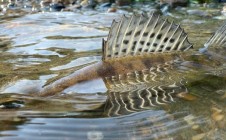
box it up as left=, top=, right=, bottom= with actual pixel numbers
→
left=0, top=7, right=225, bottom=140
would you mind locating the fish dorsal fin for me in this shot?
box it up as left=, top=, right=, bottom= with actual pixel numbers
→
left=204, top=21, right=226, bottom=49
left=102, top=13, right=192, bottom=60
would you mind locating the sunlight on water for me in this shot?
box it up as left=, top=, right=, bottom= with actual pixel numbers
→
left=50, top=56, right=101, bottom=71
left=64, top=78, right=107, bottom=94
left=0, top=110, right=212, bottom=140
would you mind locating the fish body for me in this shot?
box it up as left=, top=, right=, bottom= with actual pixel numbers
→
left=38, top=53, right=180, bottom=95
left=38, top=13, right=226, bottom=116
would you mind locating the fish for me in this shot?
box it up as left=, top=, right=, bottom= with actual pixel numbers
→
left=38, top=13, right=226, bottom=116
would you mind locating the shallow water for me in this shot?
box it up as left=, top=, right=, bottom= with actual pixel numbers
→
left=0, top=8, right=226, bottom=140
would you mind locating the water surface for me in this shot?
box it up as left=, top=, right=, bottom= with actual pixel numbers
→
left=0, top=8, right=226, bottom=140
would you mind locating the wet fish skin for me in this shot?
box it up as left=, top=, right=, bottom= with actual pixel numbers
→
left=38, top=13, right=226, bottom=117
left=38, top=53, right=183, bottom=96
left=38, top=13, right=195, bottom=96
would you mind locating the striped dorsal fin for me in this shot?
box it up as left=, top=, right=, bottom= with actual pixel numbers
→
left=102, top=13, right=193, bottom=60
left=204, top=21, right=226, bottom=48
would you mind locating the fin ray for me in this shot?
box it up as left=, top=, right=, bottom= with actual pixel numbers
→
left=103, top=13, right=192, bottom=60
left=204, top=21, right=226, bottom=48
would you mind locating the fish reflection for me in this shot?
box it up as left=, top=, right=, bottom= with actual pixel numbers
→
left=103, top=64, right=187, bottom=116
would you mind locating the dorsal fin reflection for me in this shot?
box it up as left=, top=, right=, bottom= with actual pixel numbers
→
left=103, top=63, right=188, bottom=117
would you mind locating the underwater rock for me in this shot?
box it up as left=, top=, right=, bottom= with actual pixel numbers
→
left=213, top=114, right=224, bottom=121
left=64, top=4, right=81, bottom=11
left=187, top=9, right=210, bottom=17
left=218, top=0, right=226, bottom=2
left=99, top=2, right=112, bottom=9
left=181, top=19, right=206, bottom=24
left=40, top=0, right=76, bottom=11
left=205, top=3, right=219, bottom=8
left=79, top=0, right=96, bottom=9
left=7, top=0, right=17, bottom=8
left=107, top=7, right=116, bottom=12
left=50, top=3, right=65, bottom=11
left=7, top=3, right=16, bottom=8
left=40, top=0, right=52, bottom=11
left=62, top=0, right=74, bottom=5
left=81, top=0, right=90, bottom=7
left=160, top=0, right=189, bottom=8
left=159, top=0, right=188, bottom=15
left=221, top=5, right=226, bottom=16
left=160, top=3, right=170, bottom=15
left=95, top=2, right=111, bottom=11
left=191, top=125, right=200, bottom=130
left=107, top=3, right=117, bottom=12
left=176, top=92, right=197, bottom=101
left=211, top=107, right=224, bottom=122
left=50, top=0, right=66, bottom=11
left=184, top=115, right=196, bottom=126
left=222, top=93, right=226, bottom=99
left=191, top=133, right=206, bottom=140
left=96, top=0, right=109, bottom=3
left=116, top=0, right=132, bottom=6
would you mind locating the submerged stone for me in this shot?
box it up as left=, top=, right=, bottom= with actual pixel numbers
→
left=160, top=0, right=189, bottom=8
left=116, top=0, right=132, bottom=6
left=218, top=0, right=226, bottom=2
left=176, top=92, right=197, bottom=101
left=50, top=3, right=65, bottom=11
left=191, top=133, right=206, bottom=140
left=211, top=107, right=224, bottom=122
left=187, top=9, right=209, bottom=17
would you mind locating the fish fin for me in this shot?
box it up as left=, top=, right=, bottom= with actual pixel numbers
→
left=102, top=13, right=192, bottom=60
left=204, top=21, right=226, bottom=48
